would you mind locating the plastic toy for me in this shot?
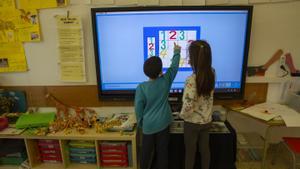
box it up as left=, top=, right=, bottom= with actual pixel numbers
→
left=45, top=93, right=102, bottom=135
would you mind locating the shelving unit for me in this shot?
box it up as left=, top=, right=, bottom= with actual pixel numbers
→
left=0, top=129, right=137, bottom=169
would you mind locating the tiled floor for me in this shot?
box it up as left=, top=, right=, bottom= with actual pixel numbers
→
left=237, top=144, right=298, bottom=169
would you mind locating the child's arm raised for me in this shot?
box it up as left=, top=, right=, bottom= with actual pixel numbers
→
left=134, top=85, right=145, bottom=128
left=164, top=42, right=181, bottom=86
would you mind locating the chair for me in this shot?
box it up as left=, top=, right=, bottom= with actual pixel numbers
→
left=283, top=137, right=300, bottom=169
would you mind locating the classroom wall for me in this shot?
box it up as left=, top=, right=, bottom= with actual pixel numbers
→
left=0, top=0, right=299, bottom=87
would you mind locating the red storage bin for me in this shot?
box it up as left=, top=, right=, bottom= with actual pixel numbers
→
left=39, top=147, right=61, bottom=154
left=100, top=142, right=127, bottom=151
left=40, top=156, right=62, bottom=162
left=37, top=139, right=62, bottom=163
left=101, top=155, right=128, bottom=161
left=100, top=151, right=127, bottom=156
left=40, top=152, right=62, bottom=159
left=38, top=142, right=60, bottom=149
left=101, top=160, right=128, bottom=167
left=38, top=139, right=59, bottom=144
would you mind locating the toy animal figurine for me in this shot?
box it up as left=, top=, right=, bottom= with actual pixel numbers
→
left=95, top=119, right=122, bottom=133
left=46, top=93, right=100, bottom=135
left=45, top=94, right=69, bottom=121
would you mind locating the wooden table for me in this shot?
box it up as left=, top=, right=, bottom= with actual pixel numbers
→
left=225, top=105, right=286, bottom=169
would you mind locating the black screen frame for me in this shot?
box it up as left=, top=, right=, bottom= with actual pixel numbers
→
left=91, top=6, right=253, bottom=101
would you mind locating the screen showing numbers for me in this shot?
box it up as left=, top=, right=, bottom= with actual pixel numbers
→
left=92, top=7, right=252, bottom=99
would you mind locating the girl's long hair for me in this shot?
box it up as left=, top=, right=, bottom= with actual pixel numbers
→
left=189, top=40, right=215, bottom=97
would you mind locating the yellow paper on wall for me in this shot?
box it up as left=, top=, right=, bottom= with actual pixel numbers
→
left=60, top=62, right=86, bottom=82
left=0, top=9, right=41, bottom=42
left=59, top=46, right=83, bottom=62
left=0, top=43, right=28, bottom=72
left=18, top=0, right=68, bottom=9
left=56, top=15, right=86, bottom=82
left=0, top=0, right=16, bottom=9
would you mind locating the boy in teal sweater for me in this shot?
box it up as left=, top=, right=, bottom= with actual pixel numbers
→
left=135, top=43, right=181, bottom=169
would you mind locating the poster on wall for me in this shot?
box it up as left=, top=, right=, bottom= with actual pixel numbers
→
left=18, top=0, right=69, bottom=9
left=0, top=9, right=41, bottom=43
left=0, top=43, right=28, bottom=72
left=56, top=15, right=86, bottom=82
left=0, top=0, right=16, bottom=9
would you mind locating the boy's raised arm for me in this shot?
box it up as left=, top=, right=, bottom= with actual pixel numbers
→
left=164, top=43, right=181, bottom=85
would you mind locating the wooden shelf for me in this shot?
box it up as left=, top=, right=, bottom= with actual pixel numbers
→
left=0, top=165, right=19, bottom=169
left=0, top=129, right=138, bottom=169
left=47, top=129, right=136, bottom=141
left=0, top=129, right=136, bottom=141
left=67, top=163, right=97, bottom=169
left=32, top=163, right=64, bottom=169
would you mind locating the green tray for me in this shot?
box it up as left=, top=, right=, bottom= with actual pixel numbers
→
left=15, top=112, right=55, bottom=129
left=69, top=140, right=95, bottom=148
left=4, top=151, right=27, bottom=158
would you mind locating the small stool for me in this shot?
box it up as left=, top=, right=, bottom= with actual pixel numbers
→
left=283, top=137, right=300, bottom=169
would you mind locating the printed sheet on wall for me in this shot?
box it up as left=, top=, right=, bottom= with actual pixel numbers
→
left=56, top=15, right=86, bottom=82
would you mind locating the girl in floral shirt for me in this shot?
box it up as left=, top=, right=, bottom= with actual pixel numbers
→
left=180, top=40, right=215, bottom=169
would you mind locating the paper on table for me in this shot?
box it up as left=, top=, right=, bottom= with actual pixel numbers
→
left=274, top=105, right=300, bottom=127
left=241, top=103, right=280, bottom=121
left=0, top=0, right=15, bottom=9
left=0, top=42, right=28, bottom=72
left=138, top=0, right=159, bottom=6
left=241, top=102, right=300, bottom=126
left=182, top=0, right=205, bottom=5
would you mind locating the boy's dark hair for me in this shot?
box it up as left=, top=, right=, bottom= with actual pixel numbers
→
left=143, top=56, right=162, bottom=79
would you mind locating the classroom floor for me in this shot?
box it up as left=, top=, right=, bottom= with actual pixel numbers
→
left=236, top=144, right=297, bottom=169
